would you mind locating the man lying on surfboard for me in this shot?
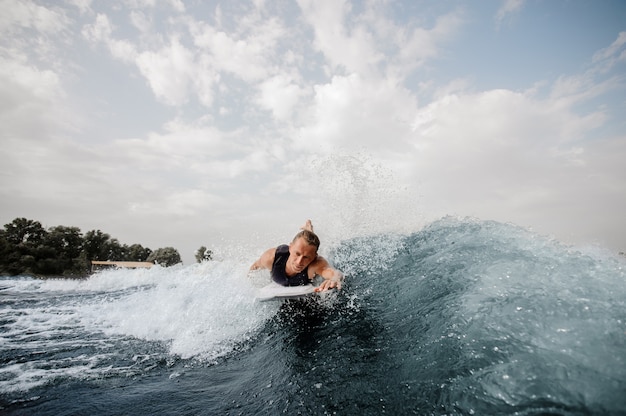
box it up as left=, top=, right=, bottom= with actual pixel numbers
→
left=249, top=220, right=344, bottom=292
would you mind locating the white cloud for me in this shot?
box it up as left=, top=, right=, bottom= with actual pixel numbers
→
left=0, top=0, right=74, bottom=73
left=122, top=0, right=156, bottom=9
left=109, top=118, right=275, bottom=183
left=82, top=12, right=112, bottom=43
left=167, top=0, right=185, bottom=13
left=548, top=32, right=625, bottom=111
left=0, top=55, right=72, bottom=141
left=495, top=0, right=525, bottom=29
left=190, top=16, right=285, bottom=82
left=297, top=73, right=417, bottom=154
left=255, top=74, right=308, bottom=122
left=67, top=0, right=93, bottom=15
left=298, top=0, right=383, bottom=75
left=0, top=0, right=70, bottom=34
left=82, top=13, right=138, bottom=62
left=121, top=0, right=185, bottom=13
left=129, top=188, right=221, bottom=217
left=404, top=87, right=623, bottom=247
left=390, top=10, right=463, bottom=78
left=135, top=37, right=195, bottom=106
left=592, top=31, right=626, bottom=72
left=130, top=10, right=152, bottom=34
left=83, top=7, right=290, bottom=109
left=432, top=78, right=470, bottom=99
left=297, top=0, right=462, bottom=80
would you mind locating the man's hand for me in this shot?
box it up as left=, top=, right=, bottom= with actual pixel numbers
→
left=315, top=277, right=342, bottom=292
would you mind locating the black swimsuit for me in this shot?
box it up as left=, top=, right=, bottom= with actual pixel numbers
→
left=271, top=245, right=311, bottom=286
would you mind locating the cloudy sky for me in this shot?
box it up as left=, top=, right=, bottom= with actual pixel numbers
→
left=1, top=0, right=625, bottom=263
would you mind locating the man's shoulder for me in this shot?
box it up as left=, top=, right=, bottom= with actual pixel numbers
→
left=310, top=255, right=330, bottom=271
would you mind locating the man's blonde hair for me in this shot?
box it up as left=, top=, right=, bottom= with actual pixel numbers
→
left=292, top=230, right=320, bottom=250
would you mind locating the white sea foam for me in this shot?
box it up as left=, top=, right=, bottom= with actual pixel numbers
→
left=0, top=260, right=280, bottom=392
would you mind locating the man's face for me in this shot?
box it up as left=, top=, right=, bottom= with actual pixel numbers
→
left=288, top=237, right=317, bottom=273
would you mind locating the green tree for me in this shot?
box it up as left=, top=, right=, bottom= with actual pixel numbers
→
left=0, top=217, right=183, bottom=276
left=82, top=230, right=112, bottom=261
left=0, top=230, right=13, bottom=273
left=45, top=226, right=83, bottom=259
left=32, top=245, right=63, bottom=275
left=147, top=247, right=182, bottom=267
left=1, top=218, right=48, bottom=275
left=105, top=238, right=124, bottom=260
left=195, top=246, right=213, bottom=263
left=4, top=218, right=46, bottom=247
left=126, top=244, right=152, bottom=261
left=43, top=226, right=84, bottom=275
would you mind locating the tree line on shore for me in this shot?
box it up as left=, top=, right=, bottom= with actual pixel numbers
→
left=0, top=218, right=211, bottom=277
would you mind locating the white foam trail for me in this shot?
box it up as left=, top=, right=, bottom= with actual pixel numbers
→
left=76, top=261, right=279, bottom=360
left=0, top=260, right=281, bottom=392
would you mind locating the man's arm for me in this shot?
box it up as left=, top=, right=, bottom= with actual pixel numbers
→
left=249, top=247, right=276, bottom=271
left=310, top=256, right=344, bottom=291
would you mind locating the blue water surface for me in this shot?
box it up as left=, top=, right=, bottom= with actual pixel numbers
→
left=1, top=217, right=624, bottom=415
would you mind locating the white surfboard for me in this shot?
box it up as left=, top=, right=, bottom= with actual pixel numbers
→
left=256, top=282, right=317, bottom=302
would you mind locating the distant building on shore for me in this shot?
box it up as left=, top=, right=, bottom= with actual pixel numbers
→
left=90, top=261, right=154, bottom=273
